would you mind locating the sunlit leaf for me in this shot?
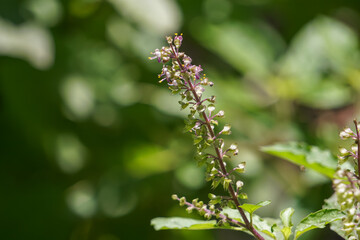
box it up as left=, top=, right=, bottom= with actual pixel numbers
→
left=294, top=209, right=345, bottom=239
left=280, top=17, right=359, bottom=80
left=191, top=20, right=284, bottom=78
left=277, top=16, right=359, bottom=108
left=261, top=142, right=337, bottom=178
left=151, top=217, right=242, bottom=231
left=239, top=201, right=271, bottom=215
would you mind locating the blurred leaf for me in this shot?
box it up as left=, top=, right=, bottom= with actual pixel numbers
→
left=25, top=0, right=62, bottom=27
left=60, top=75, right=95, bottom=120
left=125, top=144, right=180, bottom=178
left=175, top=162, right=205, bottom=190
left=261, top=142, right=337, bottom=178
left=66, top=181, right=97, bottom=218
left=280, top=16, right=359, bottom=78
left=299, top=79, right=352, bottom=109
left=277, top=16, right=360, bottom=108
left=203, top=0, right=232, bottom=22
left=294, top=209, right=344, bottom=239
left=0, top=17, right=54, bottom=69
left=108, top=0, right=182, bottom=35
left=69, top=0, right=100, bottom=18
left=191, top=20, right=284, bottom=77
left=56, top=133, right=86, bottom=174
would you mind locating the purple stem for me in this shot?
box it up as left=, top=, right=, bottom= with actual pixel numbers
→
left=169, top=43, right=264, bottom=240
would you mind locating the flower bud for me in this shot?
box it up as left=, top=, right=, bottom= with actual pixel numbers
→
left=195, top=86, right=205, bottom=96
left=333, top=179, right=341, bottom=185
left=186, top=207, right=193, bottom=213
left=183, top=56, right=192, bottom=66
left=221, top=124, right=231, bottom=135
left=209, top=204, right=215, bottom=211
left=238, top=192, right=248, bottom=199
left=337, top=154, right=347, bottom=164
left=340, top=130, right=351, bottom=139
left=196, top=201, right=204, bottom=208
left=166, top=36, right=173, bottom=44
left=207, top=104, right=215, bottom=113
left=179, top=197, right=186, bottom=206
left=339, top=147, right=348, bottom=156
left=174, top=34, right=183, bottom=48
left=349, top=207, right=356, bottom=216
left=227, top=143, right=239, bottom=155
left=236, top=180, right=244, bottom=189
left=351, top=145, right=358, bottom=153
left=208, top=193, right=217, bottom=199
left=217, top=110, right=225, bottom=118
left=337, top=183, right=347, bottom=193
left=235, top=162, right=246, bottom=173
left=204, top=212, right=212, bottom=220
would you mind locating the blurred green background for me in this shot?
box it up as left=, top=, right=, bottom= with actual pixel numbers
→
left=1, top=0, right=360, bottom=239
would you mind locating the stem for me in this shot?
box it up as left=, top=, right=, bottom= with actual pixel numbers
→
left=170, top=44, right=264, bottom=240
left=354, top=119, right=360, bottom=177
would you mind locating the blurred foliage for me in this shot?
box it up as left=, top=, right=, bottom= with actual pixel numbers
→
left=1, top=0, right=360, bottom=240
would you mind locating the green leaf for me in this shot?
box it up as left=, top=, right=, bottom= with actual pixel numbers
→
left=294, top=209, right=345, bottom=239
left=239, top=200, right=271, bottom=215
left=211, top=178, right=222, bottom=189
left=222, top=178, right=232, bottom=190
left=239, top=201, right=271, bottom=228
left=178, top=101, right=189, bottom=110
left=253, top=216, right=280, bottom=240
left=261, top=142, right=337, bottom=178
left=221, top=208, right=280, bottom=239
left=193, top=135, right=203, bottom=145
left=183, top=119, right=196, bottom=133
left=151, top=217, right=247, bottom=232
left=280, top=208, right=294, bottom=240
left=151, top=217, right=218, bottom=230
left=323, top=193, right=346, bottom=238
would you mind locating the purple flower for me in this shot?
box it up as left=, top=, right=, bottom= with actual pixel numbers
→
left=149, top=48, right=162, bottom=63
left=174, top=34, right=183, bottom=49
left=191, top=65, right=203, bottom=80
left=158, top=66, right=172, bottom=83
left=183, top=55, right=192, bottom=67
left=149, top=47, right=172, bottom=63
